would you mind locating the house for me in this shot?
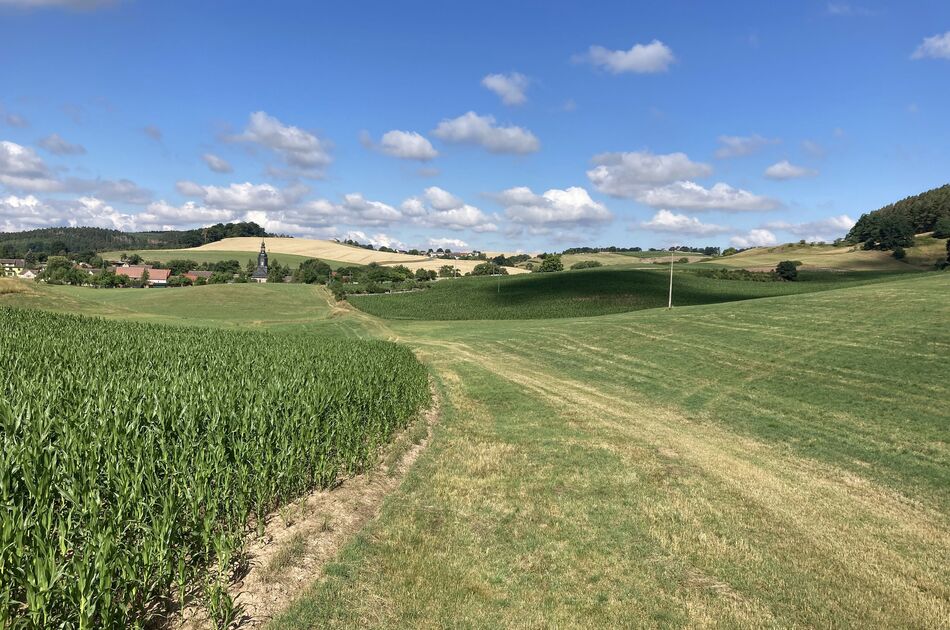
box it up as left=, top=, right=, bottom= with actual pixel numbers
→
left=0, top=259, right=26, bottom=277
left=183, top=270, right=214, bottom=282
left=17, top=269, right=37, bottom=280
left=146, top=269, right=171, bottom=287
left=114, top=265, right=170, bottom=287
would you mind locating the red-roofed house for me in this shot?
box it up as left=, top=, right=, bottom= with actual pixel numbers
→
left=183, top=270, right=214, bottom=282
left=115, top=266, right=170, bottom=287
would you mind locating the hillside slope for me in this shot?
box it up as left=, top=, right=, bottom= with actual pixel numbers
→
left=707, top=239, right=947, bottom=271
left=194, top=237, right=529, bottom=274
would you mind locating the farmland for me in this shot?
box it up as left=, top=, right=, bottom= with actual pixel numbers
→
left=2, top=263, right=948, bottom=628
left=97, top=249, right=334, bottom=270
left=699, top=241, right=939, bottom=271
left=274, top=272, right=950, bottom=628
left=0, top=308, right=429, bottom=628
left=349, top=266, right=910, bottom=320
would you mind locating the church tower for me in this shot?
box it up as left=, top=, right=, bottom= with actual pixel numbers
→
left=251, top=240, right=269, bottom=283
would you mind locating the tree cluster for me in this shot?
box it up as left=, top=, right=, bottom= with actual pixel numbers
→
left=846, top=184, right=950, bottom=246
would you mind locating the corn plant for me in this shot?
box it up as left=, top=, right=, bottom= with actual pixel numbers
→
left=0, top=307, right=429, bottom=628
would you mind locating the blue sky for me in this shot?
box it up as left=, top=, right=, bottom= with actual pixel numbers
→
left=1, top=0, right=948, bottom=252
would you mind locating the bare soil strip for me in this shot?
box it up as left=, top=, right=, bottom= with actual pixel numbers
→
left=179, top=384, right=440, bottom=629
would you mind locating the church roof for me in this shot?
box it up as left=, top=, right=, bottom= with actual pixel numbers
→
left=251, top=267, right=268, bottom=279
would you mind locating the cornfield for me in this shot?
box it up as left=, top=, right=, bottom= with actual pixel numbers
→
left=0, top=307, right=429, bottom=628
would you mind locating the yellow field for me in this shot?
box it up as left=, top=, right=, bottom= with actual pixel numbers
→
left=561, top=252, right=707, bottom=268
left=710, top=243, right=918, bottom=271
left=193, top=238, right=527, bottom=274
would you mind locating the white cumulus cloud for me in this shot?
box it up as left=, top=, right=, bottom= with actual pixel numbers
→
left=579, top=40, right=675, bottom=74
left=730, top=229, right=778, bottom=248
left=637, top=181, right=780, bottom=212
left=587, top=150, right=712, bottom=197
left=499, top=186, right=612, bottom=226
left=481, top=72, right=530, bottom=105
left=911, top=31, right=950, bottom=60
left=176, top=180, right=305, bottom=211
left=764, top=215, right=855, bottom=241
left=402, top=187, right=497, bottom=232
left=375, top=130, right=438, bottom=161
left=433, top=111, right=539, bottom=154
left=764, top=160, right=818, bottom=180
left=427, top=237, right=468, bottom=250
left=232, top=111, right=332, bottom=178
left=640, top=209, right=729, bottom=235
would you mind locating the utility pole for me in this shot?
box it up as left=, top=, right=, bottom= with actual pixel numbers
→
left=668, top=249, right=674, bottom=309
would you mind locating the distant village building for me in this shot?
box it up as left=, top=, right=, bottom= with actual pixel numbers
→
left=114, top=266, right=170, bottom=287
left=183, top=270, right=214, bottom=282
left=0, top=259, right=26, bottom=277
left=250, top=240, right=269, bottom=283
left=17, top=269, right=37, bottom=280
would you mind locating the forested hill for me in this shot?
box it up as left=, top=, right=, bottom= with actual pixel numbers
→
left=0, top=222, right=271, bottom=258
left=847, top=184, right=950, bottom=246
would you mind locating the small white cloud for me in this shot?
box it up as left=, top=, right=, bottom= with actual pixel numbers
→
left=715, top=134, right=780, bottom=159
left=730, top=229, right=778, bottom=248
left=37, top=133, right=86, bottom=155
left=232, top=111, right=332, bottom=178
left=587, top=150, right=712, bottom=197
left=424, top=186, right=463, bottom=211
left=640, top=209, right=729, bottom=235
left=432, top=111, right=539, bottom=154
left=339, top=230, right=407, bottom=251
left=202, top=153, right=233, bottom=173
left=765, top=215, right=855, bottom=241
left=579, top=40, right=675, bottom=74
left=637, top=181, right=780, bottom=212
left=337, top=193, right=402, bottom=226
left=481, top=72, right=530, bottom=106
left=912, top=32, right=950, bottom=59
left=764, top=160, right=818, bottom=180
left=375, top=130, right=438, bottom=161
left=499, top=186, right=612, bottom=227
left=427, top=237, right=468, bottom=250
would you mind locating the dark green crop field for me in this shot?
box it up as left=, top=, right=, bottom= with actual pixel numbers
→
left=349, top=267, right=913, bottom=320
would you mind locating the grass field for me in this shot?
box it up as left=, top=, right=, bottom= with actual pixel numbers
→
left=3, top=265, right=948, bottom=627
left=273, top=272, right=950, bottom=628
left=349, top=267, right=913, bottom=320
left=0, top=280, right=368, bottom=332
left=561, top=252, right=706, bottom=268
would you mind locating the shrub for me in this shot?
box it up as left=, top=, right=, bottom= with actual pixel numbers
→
left=775, top=260, right=800, bottom=281
left=933, top=215, right=950, bottom=239
left=892, top=246, right=906, bottom=260
left=570, top=260, right=603, bottom=270
left=537, top=254, right=564, bottom=273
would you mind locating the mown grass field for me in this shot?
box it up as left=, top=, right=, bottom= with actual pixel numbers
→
left=274, top=272, right=950, bottom=628
left=0, top=308, right=430, bottom=628
left=560, top=251, right=706, bottom=268
left=0, top=281, right=370, bottom=332
left=349, top=267, right=912, bottom=320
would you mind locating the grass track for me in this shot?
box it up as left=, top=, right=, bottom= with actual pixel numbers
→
left=274, top=272, right=950, bottom=628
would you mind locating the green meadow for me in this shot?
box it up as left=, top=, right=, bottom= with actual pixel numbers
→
left=2, top=267, right=948, bottom=627
left=349, top=267, right=910, bottom=320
